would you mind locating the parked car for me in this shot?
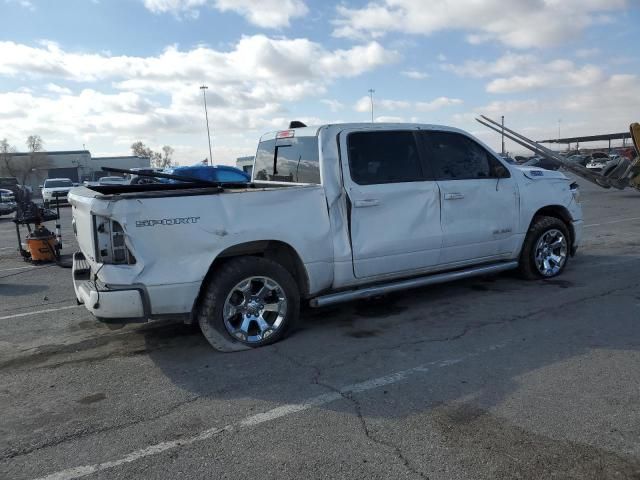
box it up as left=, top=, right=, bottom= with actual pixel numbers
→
left=0, top=188, right=17, bottom=216
left=41, top=178, right=74, bottom=207
left=69, top=122, right=582, bottom=351
left=127, top=168, right=164, bottom=185
left=522, top=156, right=561, bottom=171
left=586, top=156, right=616, bottom=172
left=98, top=176, right=128, bottom=186
left=566, top=154, right=590, bottom=167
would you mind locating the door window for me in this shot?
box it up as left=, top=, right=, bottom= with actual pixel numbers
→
left=347, top=131, right=423, bottom=185
left=423, top=131, right=503, bottom=180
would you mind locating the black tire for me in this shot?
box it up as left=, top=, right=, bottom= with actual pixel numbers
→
left=518, top=216, right=570, bottom=280
left=197, top=256, right=300, bottom=352
left=43, top=201, right=49, bottom=208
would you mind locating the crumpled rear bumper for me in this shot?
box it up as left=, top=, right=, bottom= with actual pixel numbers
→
left=72, top=252, right=147, bottom=320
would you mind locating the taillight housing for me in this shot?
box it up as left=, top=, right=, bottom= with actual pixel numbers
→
left=94, top=216, right=135, bottom=265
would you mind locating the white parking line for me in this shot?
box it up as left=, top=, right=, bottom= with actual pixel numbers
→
left=30, top=342, right=507, bottom=480
left=0, top=305, right=80, bottom=321
left=0, top=266, right=37, bottom=272
left=584, top=216, right=640, bottom=228
left=0, top=246, right=17, bottom=250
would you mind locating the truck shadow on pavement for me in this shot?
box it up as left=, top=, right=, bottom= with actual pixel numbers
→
left=137, top=251, right=640, bottom=478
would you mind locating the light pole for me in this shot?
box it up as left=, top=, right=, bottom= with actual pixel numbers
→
left=368, top=88, right=375, bottom=123
left=558, top=118, right=562, bottom=140
left=200, top=85, right=213, bottom=166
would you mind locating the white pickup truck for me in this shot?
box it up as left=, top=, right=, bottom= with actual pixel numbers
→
left=69, top=123, right=583, bottom=351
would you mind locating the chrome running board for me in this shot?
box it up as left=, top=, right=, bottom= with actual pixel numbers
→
left=309, top=261, right=519, bottom=308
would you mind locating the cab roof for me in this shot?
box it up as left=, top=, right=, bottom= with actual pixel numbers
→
left=259, top=122, right=468, bottom=142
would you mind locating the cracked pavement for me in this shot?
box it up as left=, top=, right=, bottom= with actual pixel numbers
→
left=1, top=179, right=640, bottom=479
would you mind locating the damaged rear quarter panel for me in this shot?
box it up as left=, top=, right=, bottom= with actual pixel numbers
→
left=102, top=185, right=333, bottom=308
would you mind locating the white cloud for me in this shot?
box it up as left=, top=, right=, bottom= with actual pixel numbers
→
left=575, top=48, right=600, bottom=58
left=45, top=83, right=72, bottom=95
left=401, top=70, right=429, bottom=80
left=5, top=0, right=35, bottom=10
left=355, top=96, right=462, bottom=113
left=333, top=0, right=628, bottom=48
left=142, top=0, right=308, bottom=27
left=321, top=99, right=344, bottom=112
left=416, top=97, right=463, bottom=111
left=442, top=52, right=536, bottom=78
left=375, top=116, right=405, bottom=123
left=143, top=0, right=206, bottom=18
left=214, top=0, right=308, bottom=28
left=486, top=62, right=604, bottom=94
left=444, top=53, right=605, bottom=94
left=0, top=37, right=396, bottom=163
left=0, top=37, right=396, bottom=89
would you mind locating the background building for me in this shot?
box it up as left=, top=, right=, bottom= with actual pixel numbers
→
left=1, top=151, right=150, bottom=194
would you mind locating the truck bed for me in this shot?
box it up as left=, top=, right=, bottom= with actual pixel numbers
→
left=76, top=182, right=300, bottom=201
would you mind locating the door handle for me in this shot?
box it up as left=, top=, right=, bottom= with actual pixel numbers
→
left=444, top=192, right=465, bottom=200
left=354, top=199, right=380, bottom=208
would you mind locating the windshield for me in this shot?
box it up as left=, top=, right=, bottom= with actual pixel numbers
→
left=44, top=180, right=73, bottom=188
left=253, top=136, right=320, bottom=184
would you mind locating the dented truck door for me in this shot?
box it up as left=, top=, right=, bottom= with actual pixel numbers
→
left=339, top=128, right=443, bottom=279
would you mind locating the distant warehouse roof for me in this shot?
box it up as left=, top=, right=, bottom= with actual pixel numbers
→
left=92, top=155, right=149, bottom=161
left=9, top=150, right=90, bottom=157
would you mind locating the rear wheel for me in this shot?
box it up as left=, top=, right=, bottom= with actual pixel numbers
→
left=197, top=256, right=300, bottom=352
left=519, top=216, right=570, bottom=280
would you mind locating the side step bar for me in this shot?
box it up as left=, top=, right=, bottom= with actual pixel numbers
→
left=309, top=261, right=519, bottom=308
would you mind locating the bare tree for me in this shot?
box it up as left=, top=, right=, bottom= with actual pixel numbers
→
left=0, top=137, right=49, bottom=186
left=26, top=135, right=44, bottom=152
left=131, top=141, right=153, bottom=158
left=159, top=145, right=174, bottom=168
left=131, top=141, right=174, bottom=168
left=0, top=138, right=16, bottom=178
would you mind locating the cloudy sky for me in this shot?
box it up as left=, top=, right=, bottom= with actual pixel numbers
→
left=0, top=0, right=638, bottom=164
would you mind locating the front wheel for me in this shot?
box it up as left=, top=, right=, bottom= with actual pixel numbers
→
left=197, top=256, right=300, bottom=352
left=519, top=216, right=570, bottom=280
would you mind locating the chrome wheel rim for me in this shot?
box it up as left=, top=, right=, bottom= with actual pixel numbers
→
left=534, top=229, right=568, bottom=277
left=222, top=276, right=287, bottom=344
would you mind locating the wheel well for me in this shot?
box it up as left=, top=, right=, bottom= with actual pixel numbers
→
left=193, top=239, right=308, bottom=309
left=531, top=205, right=574, bottom=244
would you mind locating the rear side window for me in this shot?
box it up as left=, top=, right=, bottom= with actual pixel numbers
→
left=422, top=131, right=499, bottom=180
left=253, top=136, right=320, bottom=184
left=347, top=131, right=423, bottom=185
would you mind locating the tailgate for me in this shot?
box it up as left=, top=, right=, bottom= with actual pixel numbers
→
left=69, top=189, right=98, bottom=264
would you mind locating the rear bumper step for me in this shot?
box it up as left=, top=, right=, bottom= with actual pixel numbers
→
left=310, top=261, right=519, bottom=308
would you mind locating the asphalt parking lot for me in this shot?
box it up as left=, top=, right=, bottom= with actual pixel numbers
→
left=1, top=179, right=640, bottom=480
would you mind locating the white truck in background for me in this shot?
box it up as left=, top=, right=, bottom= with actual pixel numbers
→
left=69, top=122, right=583, bottom=351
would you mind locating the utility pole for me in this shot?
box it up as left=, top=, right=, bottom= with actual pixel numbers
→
left=368, top=88, right=375, bottom=123
left=501, top=115, right=505, bottom=155
left=200, top=85, right=213, bottom=166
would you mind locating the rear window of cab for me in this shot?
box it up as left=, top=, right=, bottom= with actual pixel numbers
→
left=253, top=136, right=320, bottom=184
